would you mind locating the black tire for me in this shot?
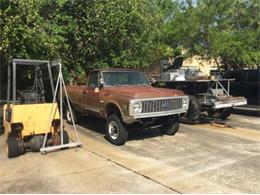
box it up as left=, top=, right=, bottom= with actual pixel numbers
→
left=30, top=135, right=44, bottom=152
left=105, top=114, right=128, bottom=145
left=66, top=106, right=77, bottom=125
left=160, top=115, right=180, bottom=135
left=207, top=108, right=232, bottom=120
left=182, top=95, right=201, bottom=124
left=61, top=130, right=69, bottom=144
left=219, top=107, right=233, bottom=120
left=0, top=108, right=3, bottom=135
left=207, top=109, right=216, bottom=117
left=0, top=127, right=4, bottom=135
left=7, top=136, right=20, bottom=158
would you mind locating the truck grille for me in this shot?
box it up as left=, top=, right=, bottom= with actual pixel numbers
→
left=141, top=98, right=183, bottom=113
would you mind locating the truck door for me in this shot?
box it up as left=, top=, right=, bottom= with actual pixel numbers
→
left=82, top=71, right=101, bottom=115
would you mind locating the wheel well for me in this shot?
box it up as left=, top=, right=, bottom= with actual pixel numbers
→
left=106, top=103, right=121, bottom=117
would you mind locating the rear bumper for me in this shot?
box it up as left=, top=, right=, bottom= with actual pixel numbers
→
left=212, top=96, right=247, bottom=109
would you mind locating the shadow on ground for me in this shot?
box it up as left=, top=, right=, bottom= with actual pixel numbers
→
left=75, top=114, right=228, bottom=142
left=76, top=116, right=163, bottom=142
left=180, top=113, right=228, bottom=125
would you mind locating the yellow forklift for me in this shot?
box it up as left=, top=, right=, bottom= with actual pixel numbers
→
left=2, top=59, right=81, bottom=158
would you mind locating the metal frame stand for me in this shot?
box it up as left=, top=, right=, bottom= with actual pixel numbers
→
left=209, top=79, right=232, bottom=97
left=40, top=60, right=82, bottom=154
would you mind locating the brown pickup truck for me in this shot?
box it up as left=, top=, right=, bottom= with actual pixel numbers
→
left=66, top=69, right=189, bottom=145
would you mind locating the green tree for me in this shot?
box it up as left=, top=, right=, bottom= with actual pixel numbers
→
left=161, top=0, right=260, bottom=69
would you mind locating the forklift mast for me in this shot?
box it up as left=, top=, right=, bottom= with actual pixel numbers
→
left=7, top=59, right=55, bottom=106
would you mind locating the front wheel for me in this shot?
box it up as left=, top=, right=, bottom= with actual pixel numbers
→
left=160, top=115, right=180, bottom=135
left=106, top=114, right=128, bottom=145
left=6, top=135, right=23, bottom=158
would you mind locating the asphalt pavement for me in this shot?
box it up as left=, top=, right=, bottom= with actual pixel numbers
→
left=0, top=114, right=259, bottom=193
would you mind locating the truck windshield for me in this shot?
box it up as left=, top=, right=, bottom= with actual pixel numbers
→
left=102, top=71, right=150, bottom=86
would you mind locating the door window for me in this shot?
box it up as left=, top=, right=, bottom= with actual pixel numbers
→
left=88, top=72, right=99, bottom=88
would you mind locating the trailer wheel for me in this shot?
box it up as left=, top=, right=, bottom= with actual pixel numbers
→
left=106, top=114, right=128, bottom=145
left=183, top=95, right=201, bottom=124
left=160, top=115, right=180, bottom=135
left=66, top=106, right=77, bottom=125
left=219, top=108, right=233, bottom=120
left=207, top=108, right=233, bottom=120
left=7, top=136, right=20, bottom=158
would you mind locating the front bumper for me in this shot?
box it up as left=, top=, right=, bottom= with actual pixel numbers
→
left=122, top=108, right=187, bottom=124
left=130, top=108, right=187, bottom=119
left=123, top=96, right=189, bottom=123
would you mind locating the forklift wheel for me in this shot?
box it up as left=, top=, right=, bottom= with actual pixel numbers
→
left=7, top=136, right=20, bottom=158
left=0, top=126, right=4, bottom=135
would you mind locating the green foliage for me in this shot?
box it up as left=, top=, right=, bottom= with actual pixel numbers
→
left=0, top=0, right=259, bottom=81
left=161, top=0, right=260, bottom=69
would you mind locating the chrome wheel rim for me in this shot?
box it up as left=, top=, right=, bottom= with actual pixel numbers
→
left=108, top=121, right=119, bottom=140
left=66, top=110, right=72, bottom=122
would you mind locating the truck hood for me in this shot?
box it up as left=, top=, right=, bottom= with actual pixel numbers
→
left=104, top=86, right=185, bottom=99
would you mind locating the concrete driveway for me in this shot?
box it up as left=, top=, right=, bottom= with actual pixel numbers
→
left=0, top=114, right=260, bottom=193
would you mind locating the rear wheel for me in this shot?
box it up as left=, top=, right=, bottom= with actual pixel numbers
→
left=66, top=106, right=77, bottom=125
left=106, top=114, right=128, bottom=145
left=160, top=115, right=180, bottom=135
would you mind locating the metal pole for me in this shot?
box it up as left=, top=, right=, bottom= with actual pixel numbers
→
left=42, top=71, right=60, bottom=149
left=39, top=69, right=45, bottom=102
left=13, top=61, right=16, bottom=104
left=227, top=80, right=230, bottom=95
left=61, top=74, right=80, bottom=142
left=7, top=64, right=11, bottom=103
left=216, top=79, right=218, bottom=96
left=47, top=62, right=55, bottom=98
left=59, top=63, right=63, bottom=145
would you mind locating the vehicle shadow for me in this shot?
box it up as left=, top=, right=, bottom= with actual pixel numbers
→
left=180, top=113, right=228, bottom=125
left=76, top=116, right=163, bottom=142
left=77, top=116, right=106, bottom=135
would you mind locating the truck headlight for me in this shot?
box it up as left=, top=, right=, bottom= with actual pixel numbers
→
left=133, top=102, right=142, bottom=113
left=182, top=96, right=189, bottom=109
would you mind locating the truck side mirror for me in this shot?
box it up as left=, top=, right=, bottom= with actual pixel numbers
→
left=99, top=78, right=104, bottom=88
